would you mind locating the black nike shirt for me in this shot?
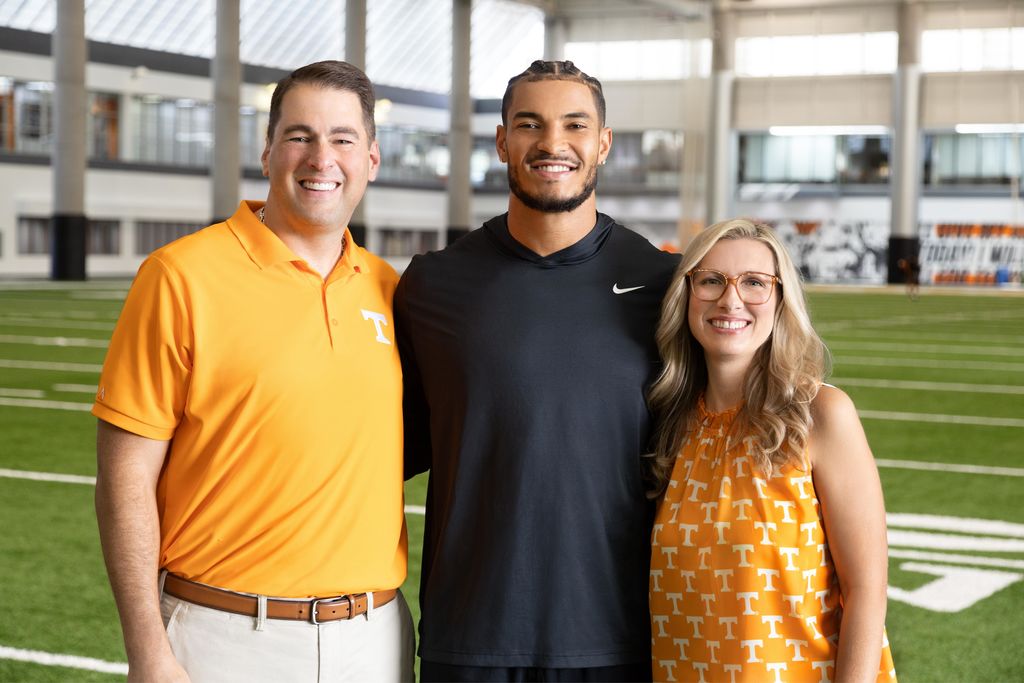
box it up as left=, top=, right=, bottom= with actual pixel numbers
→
left=395, top=212, right=681, bottom=668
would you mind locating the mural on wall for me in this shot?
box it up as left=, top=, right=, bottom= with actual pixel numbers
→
left=919, top=224, right=1024, bottom=285
left=762, top=219, right=888, bottom=284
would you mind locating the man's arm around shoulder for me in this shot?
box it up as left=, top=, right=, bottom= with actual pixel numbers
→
left=94, top=419, right=188, bottom=683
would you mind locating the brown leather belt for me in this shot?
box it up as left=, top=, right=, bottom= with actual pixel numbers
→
left=163, top=573, right=397, bottom=624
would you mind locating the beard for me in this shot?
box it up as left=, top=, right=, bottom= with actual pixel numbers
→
left=507, top=158, right=599, bottom=214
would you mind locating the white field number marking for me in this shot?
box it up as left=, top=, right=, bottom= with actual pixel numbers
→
left=886, top=514, right=1024, bottom=613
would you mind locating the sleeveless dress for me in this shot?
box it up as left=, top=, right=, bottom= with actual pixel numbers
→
left=649, top=397, right=897, bottom=682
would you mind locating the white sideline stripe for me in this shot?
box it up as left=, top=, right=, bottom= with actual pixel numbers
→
left=827, top=329, right=1024, bottom=345
left=876, top=458, right=1024, bottom=477
left=53, top=383, right=99, bottom=393
left=839, top=355, right=1024, bottom=372
left=888, top=529, right=1024, bottom=552
left=859, top=409, right=1024, bottom=428
left=0, top=469, right=431, bottom=517
left=889, top=549, right=1024, bottom=571
left=0, top=397, right=92, bottom=411
left=0, top=281, right=129, bottom=291
left=0, top=334, right=108, bottom=348
left=834, top=377, right=1024, bottom=395
left=829, top=340, right=1024, bottom=357
left=817, top=307, right=1024, bottom=332
left=0, top=469, right=97, bottom=485
left=0, top=359, right=103, bottom=373
left=0, top=387, right=45, bottom=398
left=887, top=513, right=1024, bottom=538
left=0, top=645, right=127, bottom=675
left=70, top=291, right=128, bottom=300
left=0, top=317, right=115, bottom=331
left=0, top=309, right=109, bottom=320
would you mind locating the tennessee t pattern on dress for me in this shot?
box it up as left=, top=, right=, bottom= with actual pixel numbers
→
left=649, top=397, right=897, bottom=682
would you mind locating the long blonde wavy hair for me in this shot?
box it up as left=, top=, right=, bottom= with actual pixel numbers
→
left=645, top=219, right=830, bottom=498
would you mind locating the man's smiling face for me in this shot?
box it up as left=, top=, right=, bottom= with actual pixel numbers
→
left=496, top=79, right=611, bottom=214
left=261, top=83, right=379, bottom=233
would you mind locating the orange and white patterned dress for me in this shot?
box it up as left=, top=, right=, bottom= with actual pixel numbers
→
left=649, top=398, right=896, bottom=682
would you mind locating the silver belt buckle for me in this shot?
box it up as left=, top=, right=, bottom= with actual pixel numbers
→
left=310, top=594, right=353, bottom=624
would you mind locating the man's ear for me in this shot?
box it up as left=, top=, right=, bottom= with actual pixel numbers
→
left=260, top=142, right=270, bottom=177
left=495, top=124, right=508, bottom=163
left=367, top=139, right=381, bottom=182
left=598, top=127, right=612, bottom=166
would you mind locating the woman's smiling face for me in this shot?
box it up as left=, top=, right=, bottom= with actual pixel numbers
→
left=687, top=238, right=779, bottom=367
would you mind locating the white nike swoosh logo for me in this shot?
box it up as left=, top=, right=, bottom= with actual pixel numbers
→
left=612, top=284, right=645, bottom=294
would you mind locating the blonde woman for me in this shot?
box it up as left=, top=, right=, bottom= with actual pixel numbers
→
left=647, top=219, right=896, bottom=682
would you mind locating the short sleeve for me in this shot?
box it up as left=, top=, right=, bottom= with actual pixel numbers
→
left=92, top=255, right=192, bottom=440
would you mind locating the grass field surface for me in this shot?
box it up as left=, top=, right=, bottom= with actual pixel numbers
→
left=0, top=282, right=1022, bottom=681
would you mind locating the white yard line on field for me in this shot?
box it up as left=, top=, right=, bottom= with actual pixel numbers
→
left=0, top=334, right=108, bottom=348
left=0, top=359, right=103, bottom=373
left=824, top=329, right=1024, bottom=345
left=0, top=316, right=115, bottom=331
left=859, top=410, right=1024, bottom=428
left=0, top=645, right=127, bottom=675
left=0, top=397, right=92, bottom=411
left=838, top=355, right=1024, bottom=372
left=52, top=383, right=99, bottom=393
left=887, top=529, right=1024, bottom=552
left=0, top=387, right=45, bottom=399
left=833, top=377, right=1024, bottom=395
left=0, top=468, right=97, bottom=485
left=0, top=469, right=430, bottom=518
left=828, top=340, right=1024, bottom=357
left=876, top=458, right=1024, bottom=477
left=888, top=549, right=1024, bottom=571
left=887, top=513, right=1024, bottom=538
left=816, top=308, right=1024, bottom=333
left=0, top=281, right=128, bottom=291
left=70, top=291, right=129, bottom=300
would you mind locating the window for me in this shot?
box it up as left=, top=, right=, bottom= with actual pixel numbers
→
left=924, top=133, right=1023, bottom=185
left=375, top=126, right=449, bottom=184
left=602, top=131, right=683, bottom=188
left=739, top=133, right=890, bottom=185
left=135, top=220, right=203, bottom=255
left=735, top=33, right=897, bottom=77
left=16, top=216, right=49, bottom=255
left=17, top=217, right=122, bottom=255
left=839, top=136, right=890, bottom=184
left=564, top=40, right=702, bottom=81
left=16, top=81, right=53, bottom=154
left=240, top=106, right=269, bottom=168
left=88, top=219, right=120, bottom=255
left=132, top=95, right=213, bottom=167
left=922, top=28, right=1024, bottom=72
left=89, top=93, right=120, bottom=160
left=377, top=228, right=439, bottom=258
left=0, top=77, right=13, bottom=152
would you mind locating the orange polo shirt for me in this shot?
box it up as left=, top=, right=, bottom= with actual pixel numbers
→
left=93, top=201, right=406, bottom=598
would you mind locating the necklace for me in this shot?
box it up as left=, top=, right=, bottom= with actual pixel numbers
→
left=256, top=205, right=347, bottom=258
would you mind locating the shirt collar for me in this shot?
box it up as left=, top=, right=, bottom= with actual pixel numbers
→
left=227, top=200, right=366, bottom=277
left=484, top=212, right=614, bottom=267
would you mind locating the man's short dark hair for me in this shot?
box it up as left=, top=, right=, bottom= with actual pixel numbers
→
left=266, top=60, right=376, bottom=143
left=500, top=60, right=606, bottom=127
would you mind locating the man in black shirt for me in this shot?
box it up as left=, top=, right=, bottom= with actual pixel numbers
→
left=395, top=61, right=680, bottom=682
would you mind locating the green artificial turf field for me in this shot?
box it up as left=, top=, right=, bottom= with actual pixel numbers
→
left=0, top=282, right=1022, bottom=681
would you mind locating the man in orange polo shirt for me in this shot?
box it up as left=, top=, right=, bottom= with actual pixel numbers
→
left=93, top=61, right=412, bottom=682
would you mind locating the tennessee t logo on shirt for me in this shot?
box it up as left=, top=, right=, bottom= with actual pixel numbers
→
left=361, top=309, right=392, bottom=345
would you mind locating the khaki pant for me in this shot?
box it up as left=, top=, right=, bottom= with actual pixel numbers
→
left=160, top=589, right=415, bottom=683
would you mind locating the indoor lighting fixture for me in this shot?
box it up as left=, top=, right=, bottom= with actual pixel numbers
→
left=954, top=123, right=1024, bottom=134
left=768, top=125, right=889, bottom=136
